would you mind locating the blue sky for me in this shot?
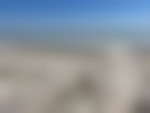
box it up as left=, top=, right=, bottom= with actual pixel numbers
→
left=0, top=0, right=150, bottom=40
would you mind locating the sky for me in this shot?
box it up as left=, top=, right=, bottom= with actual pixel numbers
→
left=0, top=0, right=150, bottom=44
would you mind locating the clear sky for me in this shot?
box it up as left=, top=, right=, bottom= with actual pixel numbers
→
left=0, top=0, right=150, bottom=44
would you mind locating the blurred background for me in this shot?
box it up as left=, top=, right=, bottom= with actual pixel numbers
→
left=0, top=0, right=150, bottom=113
